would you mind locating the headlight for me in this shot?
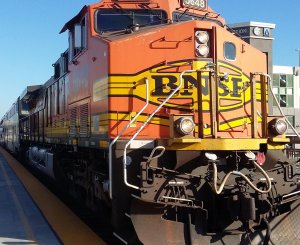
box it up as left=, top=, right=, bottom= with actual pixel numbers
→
left=175, top=117, right=195, bottom=135
left=196, top=44, right=209, bottom=57
left=269, top=118, right=288, bottom=135
left=195, top=31, right=209, bottom=44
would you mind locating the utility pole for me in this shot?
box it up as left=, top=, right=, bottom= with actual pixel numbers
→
left=296, top=49, right=300, bottom=67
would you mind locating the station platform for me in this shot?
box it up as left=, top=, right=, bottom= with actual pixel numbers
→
left=0, top=147, right=105, bottom=245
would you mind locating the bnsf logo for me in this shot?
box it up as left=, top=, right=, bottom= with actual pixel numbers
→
left=152, top=75, right=245, bottom=98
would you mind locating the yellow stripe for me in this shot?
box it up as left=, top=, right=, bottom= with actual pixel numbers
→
left=109, top=113, right=170, bottom=126
left=43, top=112, right=263, bottom=137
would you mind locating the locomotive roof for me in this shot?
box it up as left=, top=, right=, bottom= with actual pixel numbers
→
left=60, top=6, right=87, bottom=34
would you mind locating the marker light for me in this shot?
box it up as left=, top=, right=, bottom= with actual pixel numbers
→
left=195, top=30, right=210, bottom=57
left=196, top=44, right=210, bottom=57
left=195, top=31, right=209, bottom=44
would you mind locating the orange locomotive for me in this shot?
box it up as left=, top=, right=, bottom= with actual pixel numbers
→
left=1, top=0, right=300, bottom=244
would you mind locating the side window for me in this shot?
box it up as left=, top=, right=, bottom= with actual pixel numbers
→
left=74, top=24, right=82, bottom=56
left=81, top=17, right=87, bottom=49
left=68, top=31, right=73, bottom=62
left=224, top=42, right=236, bottom=61
left=69, top=15, right=88, bottom=60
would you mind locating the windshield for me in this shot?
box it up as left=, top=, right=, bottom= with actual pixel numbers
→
left=95, top=9, right=168, bottom=33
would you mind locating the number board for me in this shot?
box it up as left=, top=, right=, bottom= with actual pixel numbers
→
left=182, top=0, right=208, bottom=10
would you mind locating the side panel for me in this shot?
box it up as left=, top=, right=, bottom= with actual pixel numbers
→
left=89, top=38, right=109, bottom=145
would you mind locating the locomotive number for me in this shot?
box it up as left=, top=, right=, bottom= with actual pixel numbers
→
left=183, top=0, right=207, bottom=9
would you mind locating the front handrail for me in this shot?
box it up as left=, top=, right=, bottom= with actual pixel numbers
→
left=123, top=70, right=197, bottom=190
left=108, top=78, right=149, bottom=199
left=254, top=72, right=300, bottom=139
left=270, top=78, right=300, bottom=139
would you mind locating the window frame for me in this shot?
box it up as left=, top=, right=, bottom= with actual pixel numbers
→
left=272, top=73, right=294, bottom=107
left=68, top=14, right=88, bottom=62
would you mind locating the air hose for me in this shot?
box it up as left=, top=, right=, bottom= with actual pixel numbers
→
left=211, top=160, right=272, bottom=194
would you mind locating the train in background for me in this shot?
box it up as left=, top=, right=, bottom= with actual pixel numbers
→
left=1, top=0, right=300, bottom=244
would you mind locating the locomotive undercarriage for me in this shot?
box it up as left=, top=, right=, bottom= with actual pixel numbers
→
left=129, top=148, right=300, bottom=244
left=24, top=143, right=111, bottom=210
left=24, top=141, right=300, bottom=244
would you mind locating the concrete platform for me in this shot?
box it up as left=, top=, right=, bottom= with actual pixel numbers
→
left=0, top=147, right=105, bottom=245
left=0, top=154, right=60, bottom=244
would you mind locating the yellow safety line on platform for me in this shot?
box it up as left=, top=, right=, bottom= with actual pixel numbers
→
left=0, top=147, right=105, bottom=245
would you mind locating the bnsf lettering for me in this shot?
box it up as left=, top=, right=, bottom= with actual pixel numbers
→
left=152, top=75, right=178, bottom=96
left=152, top=75, right=209, bottom=96
left=152, top=75, right=244, bottom=98
left=180, top=75, right=209, bottom=96
left=231, top=78, right=243, bottom=97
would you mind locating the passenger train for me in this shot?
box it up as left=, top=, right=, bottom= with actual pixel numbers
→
left=1, top=0, right=300, bottom=244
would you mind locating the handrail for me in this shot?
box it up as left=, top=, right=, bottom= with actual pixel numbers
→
left=122, top=70, right=196, bottom=190
left=252, top=73, right=269, bottom=137
left=108, top=78, right=149, bottom=199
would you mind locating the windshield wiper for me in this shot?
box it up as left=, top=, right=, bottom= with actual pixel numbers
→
left=177, top=9, right=190, bottom=21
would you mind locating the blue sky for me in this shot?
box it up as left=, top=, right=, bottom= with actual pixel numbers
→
left=0, top=0, right=299, bottom=116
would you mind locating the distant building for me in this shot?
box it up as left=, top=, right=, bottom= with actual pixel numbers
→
left=229, top=21, right=276, bottom=114
left=228, top=21, right=276, bottom=76
left=272, top=66, right=300, bottom=145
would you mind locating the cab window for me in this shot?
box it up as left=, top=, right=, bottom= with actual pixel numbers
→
left=95, top=9, right=167, bottom=33
left=69, top=15, right=87, bottom=61
left=224, top=42, right=236, bottom=61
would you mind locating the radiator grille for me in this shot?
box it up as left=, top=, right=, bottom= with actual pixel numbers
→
left=79, top=103, right=89, bottom=137
left=69, top=107, right=77, bottom=137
